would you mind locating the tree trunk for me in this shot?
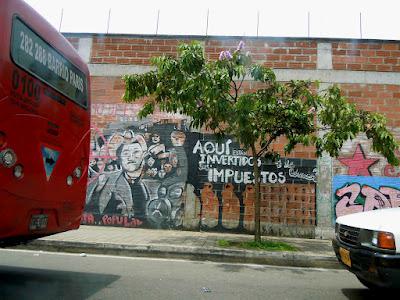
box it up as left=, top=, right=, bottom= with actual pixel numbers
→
left=251, top=144, right=261, bottom=243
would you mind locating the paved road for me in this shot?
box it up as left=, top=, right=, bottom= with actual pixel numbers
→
left=0, top=249, right=389, bottom=299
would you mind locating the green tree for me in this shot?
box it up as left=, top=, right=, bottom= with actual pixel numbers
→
left=123, top=41, right=399, bottom=242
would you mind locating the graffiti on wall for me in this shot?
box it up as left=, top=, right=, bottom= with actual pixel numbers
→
left=189, top=138, right=317, bottom=185
left=185, top=134, right=317, bottom=230
left=333, top=175, right=400, bottom=218
left=383, top=150, right=400, bottom=177
left=84, top=122, right=188, bottom=228
left=334, top=143, right=400, bottom=219
left=338, top=144, right=378, bottom=176
left=83, top=119, right=317, bottom=230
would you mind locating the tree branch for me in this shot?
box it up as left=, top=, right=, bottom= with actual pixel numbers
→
left=232, top=79, right=239, bottom=101
left=257, top=129, right=287, bottom=157
left=227, top=92, right=236, bottom=102
left=237, top=75, right=245, bottom=92
left=316, top=125, right=333, bottom=131
left=257, top=136, right=275, bottom=158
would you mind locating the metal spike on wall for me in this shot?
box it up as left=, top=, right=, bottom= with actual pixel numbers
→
left=206, top=9, right=209, bottom=36
left=59, top=8, right=63, bottom=32
left=106, top=8, right=111, bottom=34
left=257, top=11, right=260, bottom=37
left=156, top=9, right=160, bottom=35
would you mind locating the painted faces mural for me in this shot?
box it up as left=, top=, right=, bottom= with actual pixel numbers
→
left=83, top=119, right=317, bottom=230
left=84, top=123, right=188, bottom=228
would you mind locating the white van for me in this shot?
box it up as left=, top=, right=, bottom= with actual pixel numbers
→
left=332, top=207, right=400, bottom=289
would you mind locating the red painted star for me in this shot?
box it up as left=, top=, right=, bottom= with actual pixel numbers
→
left=339, top=144, right=379, bottom=176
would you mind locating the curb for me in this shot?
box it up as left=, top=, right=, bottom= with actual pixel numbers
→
left=14, top=240, right=341, bottom=269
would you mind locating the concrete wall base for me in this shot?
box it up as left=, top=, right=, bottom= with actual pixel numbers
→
left=261, top=224, right=316, bottom=239
left=314, top=227, right=335, bottom=240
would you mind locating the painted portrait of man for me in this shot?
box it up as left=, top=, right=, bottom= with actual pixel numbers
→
left=86, top=133, right=149, bottom=222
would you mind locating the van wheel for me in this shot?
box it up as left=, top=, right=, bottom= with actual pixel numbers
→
left=356, top=276, right=381, bottom=290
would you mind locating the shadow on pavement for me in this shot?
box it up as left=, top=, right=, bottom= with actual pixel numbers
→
left=342, top=288, right=394, bottom=299
left=213, top=262, right=342, bottom=275
left=0, top=265, right=120, bottom=299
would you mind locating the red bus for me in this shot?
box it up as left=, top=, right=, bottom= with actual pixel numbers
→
left=0, top=0, right=90, bottom=246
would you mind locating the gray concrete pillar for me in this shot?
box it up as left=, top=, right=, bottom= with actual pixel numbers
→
left=77, top=37, right=92, bottom=64
left=317, top=43, right=332, bottom=70
left=315, top=47, right=334, bottom=238
left=316, top=153, right=334, bottom=238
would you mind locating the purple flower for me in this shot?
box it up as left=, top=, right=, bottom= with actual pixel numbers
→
left=219, top=50, right=233, bottom=61
left=219, top=51, right=225, bottom=61
left=237, top=41, right=245, bottom=51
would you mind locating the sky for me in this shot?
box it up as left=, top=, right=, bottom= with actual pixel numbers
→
left=24, top=0, right=400, bottom=40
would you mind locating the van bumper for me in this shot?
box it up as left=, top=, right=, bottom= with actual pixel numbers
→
left=332, top=238, right=400, bottom=288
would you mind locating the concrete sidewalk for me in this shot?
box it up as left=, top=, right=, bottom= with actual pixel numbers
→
left=14, top=225, right=340, bottom=269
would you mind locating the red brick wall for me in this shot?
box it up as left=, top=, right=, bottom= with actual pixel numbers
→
left=205, top=40, right=317, bottom=69
left=86, top=36, right=400, bottom=132
left=89, top=37, right=318, bottom=69
left=90, top=37, right=181, bottom=65
left=65, top=33, right=400, bottom=236
left=338, top=83, right=400, bottom=127
left=332, top=42, right=400, bottom=72
left=259, top=184, right=316, bottom=226
left=91, top=77, right=124, bottom=103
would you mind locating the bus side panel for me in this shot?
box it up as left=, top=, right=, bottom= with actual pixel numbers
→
left=0, top=0, right=90, bottom=243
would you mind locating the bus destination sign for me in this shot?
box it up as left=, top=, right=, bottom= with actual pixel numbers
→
left=10, top=16, right=88, bottom=108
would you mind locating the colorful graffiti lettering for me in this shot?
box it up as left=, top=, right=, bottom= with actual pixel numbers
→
left=333, top=175, right=400, bottom=218
left=81, top=213, right=143, bottom=227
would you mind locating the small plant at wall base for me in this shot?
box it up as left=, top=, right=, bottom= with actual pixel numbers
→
left=217, top=239, right=298, bottom=252
left=122, top=41, right=399, bottom=243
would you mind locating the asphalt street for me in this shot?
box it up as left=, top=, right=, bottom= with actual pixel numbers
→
left=0, top=248, right=390, bottom=300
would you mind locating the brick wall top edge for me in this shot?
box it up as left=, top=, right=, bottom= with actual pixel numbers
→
left=62, top=32, right=400, bottom=45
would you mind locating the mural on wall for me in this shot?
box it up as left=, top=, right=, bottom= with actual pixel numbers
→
left=333, top=175, right=400, bottom=218
left=82, top=113, right=317, bottom=231
left=333, top=144, right=400, bottom=219
left=187, top=137, right=317, bottom=230
left=83, top=122, right=189, bottom=228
